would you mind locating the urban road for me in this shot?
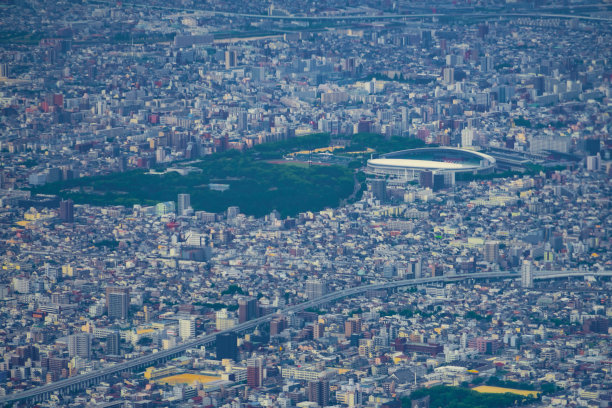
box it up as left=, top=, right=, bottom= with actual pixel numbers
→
left=1, top=270, right=611, bottom=406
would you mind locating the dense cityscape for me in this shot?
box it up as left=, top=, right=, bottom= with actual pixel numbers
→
left=0, top=0, right=610, bottom=407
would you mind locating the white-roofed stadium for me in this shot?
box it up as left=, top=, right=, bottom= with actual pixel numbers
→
left=366, top=147, right=496, bottom=180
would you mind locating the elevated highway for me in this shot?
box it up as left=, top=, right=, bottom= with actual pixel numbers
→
left=1, top=270, right=610, bottom=406
left=91, top=1, right=612, bottom=23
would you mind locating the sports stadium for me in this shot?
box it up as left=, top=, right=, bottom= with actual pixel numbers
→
left=366, top=147, right=496, bottom=180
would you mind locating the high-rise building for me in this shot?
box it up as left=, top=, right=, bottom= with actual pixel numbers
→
left=216, top=308, right=238, bottom=330
left=0, top=63, right=8, bottom=78
left=252, top=66, right=265, bottom=81
left=313, top=322, right=325, bottom=340
left=177, top=193, right=191, bottom=216
left=106, top=332, right=120, bottom=356
left=155, top=146, right=166, bottom=163
left=345, top=317, right=362, bottom=337
left=238, top=110, right=248, bottom=131
left=144, top=305, right=152, bottom=323
left=370, top=179, right=386, bottom=201
left=308, top=380, right=330, bottom=407
left=443, top=67, right=454, bottom=84
left=270, top=316, right=286, bottom=336
left=68, top=333, right=92, bottom=359
left=419, top=171, right=433, bottom=189
left=227, top=206, right=240, bottom=219
left=238, top=297, right=258, bottom=323
left=225, top=50, right=237, bottom=70
left=106, top=286, right=130, bottom=320
left=59, top=199, right=74, bottom=223
left=420, top=30, right=432, bottom=49
left=484, top=241, right=499, bottom=263
left=247, top=356, right=265, bottom=388
left=216, top=332, right=238, bottom=361
left=408, top=258, right=422, bottom=279
left=179, top=317, right=196, bottom=340
left=305, top=279, right=327, bottom=300
left=521, top=260, right=533, bottom=288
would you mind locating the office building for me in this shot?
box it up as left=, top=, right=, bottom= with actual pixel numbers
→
left=68, top=333, right=92, bottom=359
left=59, top=199, right=74, bottom=223
left=106, top=286, right=130, bottom=320
left=238, top=297, right=258, bottom=323
left=216, top=332, right=238, bottom=361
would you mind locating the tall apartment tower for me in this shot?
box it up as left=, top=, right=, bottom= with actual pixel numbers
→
left=345, top=317, right=362, bottom=337
left=68, top=333, right=92, bottom=359
left=106, top=332, right=120, bottom=356
left=59, top=199, right=74, bottom=223
left=238, top=297, right=258, bottom=323
left=484, top=241, right=499, bottom=263
left=225, top=50, right=237, bottom=69
left=305, top=279, right=327, bottom=300
left=308, top=380, right=330, bottom=407
left=179, top=317, right=196, bottom=340
left=247, top=356, right=265, bottom=388
left=177, top=193, right=191, bottom=216
left=370, top=179, right=387, bottom=201
left=106, top=286, right=130, bottom=320
left=521, top=260, right=533, bottom=288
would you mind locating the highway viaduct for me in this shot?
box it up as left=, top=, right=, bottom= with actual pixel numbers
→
left=1, top=270, right=610, bottom=406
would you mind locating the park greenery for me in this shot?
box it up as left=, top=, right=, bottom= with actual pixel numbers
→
left=32, top=150, right=354, bottom=218
left=30, top=133, right=430, bottom=217
left=29, top=131, right=546, bottom=216
left=401, top=386, right=535, bottom=408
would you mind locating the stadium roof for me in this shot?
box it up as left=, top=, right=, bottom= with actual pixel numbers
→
left=368, top=158, right=471, bottom=170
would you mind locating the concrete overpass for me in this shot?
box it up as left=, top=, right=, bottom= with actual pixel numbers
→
left=91, top=1, right=612, bottom=23
left=1, top=270, right=610, bottom=406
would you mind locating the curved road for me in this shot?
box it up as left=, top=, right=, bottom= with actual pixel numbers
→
left=1, top=270, right=610, bottom=406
